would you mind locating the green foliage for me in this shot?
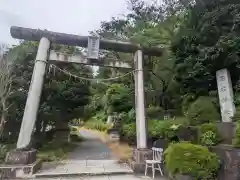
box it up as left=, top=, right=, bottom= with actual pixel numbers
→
left=6, top=41, right=92, bottom=144
left=146, top=106, right=164, bottom=119
left=121, top=123, right=136, bottom=141
left=198, top=123, right=221, bottom=146
left=121, top=117, right=188, bottom=141
left=0, top=144, right=7, bottom=163
left=200, top=131, right=217, bottom=146
left=233, top=106, right=240, bottom=122
left=181, top=94, right=196, bottom=115
left=186, top=97, right=220, bottom=125
left=172, top=0, right=240, bottom=95
left=164, top=142, right=220, bottom=179
left=84, top=121, right=111, bottom=132
left=91, top=111, right=107, bottom=122
left=37, top=142, right=77, bottom=162
left=119, top=109, right=136, bottom=124
left=103, top=84, right=133, bottom=114
left=233, top=121, right=240, bottom=147
left=148, top=120, right=173, bottom=138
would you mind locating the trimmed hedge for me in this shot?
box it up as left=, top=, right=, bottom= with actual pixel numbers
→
left=198, top=123, right=221, bottom=146
left=186, top=96, right=220, bottom=125
left=164, top=142, right=220, bottom=179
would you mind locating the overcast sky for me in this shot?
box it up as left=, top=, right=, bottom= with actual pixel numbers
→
left=0, top=0, right=135, bottom=45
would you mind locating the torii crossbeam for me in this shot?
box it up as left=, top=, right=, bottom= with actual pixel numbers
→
left=10, top=26, right=164, bottom=171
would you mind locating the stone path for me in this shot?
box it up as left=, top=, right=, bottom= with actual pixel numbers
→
left=33, top=129, right=167, bottom=180
left=34, top=129, right=132, bottom=178
left=33, top=174, right=167, bottom=179
left=68, top=129, right=113, bottom=160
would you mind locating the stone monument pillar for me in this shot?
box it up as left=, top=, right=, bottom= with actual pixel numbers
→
left=216, top=69, right=236, bottom=122
left=131, top=50, right=152, bottom=172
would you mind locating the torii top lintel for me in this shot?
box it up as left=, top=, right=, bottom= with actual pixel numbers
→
left=10, top=26, right=163, bottom=57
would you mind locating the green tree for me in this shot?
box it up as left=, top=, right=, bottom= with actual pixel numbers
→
left=5, top=41, right=92, bottom=144
left=172, top=0, right=240, bottom=95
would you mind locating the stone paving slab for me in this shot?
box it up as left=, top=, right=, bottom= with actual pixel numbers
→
left=34, top=160, right=133, bottom=178
left=32, top=174, right=167, bottom=180
left=67, top=130, right=113, bottom=160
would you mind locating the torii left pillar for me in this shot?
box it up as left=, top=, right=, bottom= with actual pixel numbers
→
left=5, top=37, right=50, bottom=167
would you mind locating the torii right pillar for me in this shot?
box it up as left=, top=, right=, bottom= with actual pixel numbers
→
left=131, top=50, right=152, bottom=172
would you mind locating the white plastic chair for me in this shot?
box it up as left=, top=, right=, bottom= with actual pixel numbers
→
left=145, top=147, right=164, bottom=179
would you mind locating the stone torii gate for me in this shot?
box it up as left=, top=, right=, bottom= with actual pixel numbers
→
left=8, top=26, right=163, bottom=170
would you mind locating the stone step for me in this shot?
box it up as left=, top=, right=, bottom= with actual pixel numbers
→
left=33, top=160, right=133, bottom=178
left=0, top=160, right=41, bottom=179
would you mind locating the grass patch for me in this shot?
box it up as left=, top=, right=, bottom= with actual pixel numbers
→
left=0, top=143, right=16, bottom=163
left=37, top=141, right=77, bottom=162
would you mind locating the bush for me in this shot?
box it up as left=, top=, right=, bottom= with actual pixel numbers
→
left=181, top=93, right=196, bottom=115
left=120, top=117, right=189, bottom=142
left=233, top=106, right=240, bottom=122
left=200, top=131, right=217, bottom=146
left=198, top=123, right=221, bottom=146
left=148, top=120, right=174, bottom=139
left=186, top=96, right=220, bottom=125
left=146, top=106, right=164, bottom=119
left=92, top=111, right=107, bottom=122
left=0, top=144, right=7, bottom=163
left=120, top=123, right=136, bottom=143
left=37, top=142, right=77, bottom=162
left=119, top=109, right=135, bottom=124
left=233, top=121, right=240, bottom=147
left=164, top=142, right=220, bottom=179
left=127, top=109, right=136, bottom=122
left=84, top=121, right=111, bottom=132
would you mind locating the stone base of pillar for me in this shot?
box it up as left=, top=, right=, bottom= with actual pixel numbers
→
left=130, top=148, right=152, bottom=173
left=5, top=149, right=37, bottom=165
left=1, top=149, right=42, bottom=179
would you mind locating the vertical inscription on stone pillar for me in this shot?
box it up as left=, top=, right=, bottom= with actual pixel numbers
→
left=216, top=69, right=235, bottom=122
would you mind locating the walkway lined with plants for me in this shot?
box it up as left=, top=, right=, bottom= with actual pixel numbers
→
left=68, top=129, right=113, bottom=160
left=34, top=129, right=133, bottom=179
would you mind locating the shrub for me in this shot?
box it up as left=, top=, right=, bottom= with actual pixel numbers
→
left=146, top=106, right=164, bottom=119
left=0, top=144, right=7, bottom=163
left=84, top=121, right=111, bottom=132
left=200, top=131, right=217, bottom=146
left=37, top=142, right=77, bottom=162
left=127, top=109, right=136, bottom=122
left=164, top=142, right=220, bottom=179
left=148, top=120, right=177, bottom=139
left=92, top=111, right=107, bottom=122
left=233, top=106, right=240, bottom=122
left=119, top=109, right=135, bottom=124
left=120, top=118, right=189, bottom=142
left=186, top=96, right=220, bottom=125
left=181, top=93, right=196, bottom=115
left=120, top=123, right=136, bottom=142
left=233, top=121, right=240, bottom=147
left=198, top=123, right=221, bottom=146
